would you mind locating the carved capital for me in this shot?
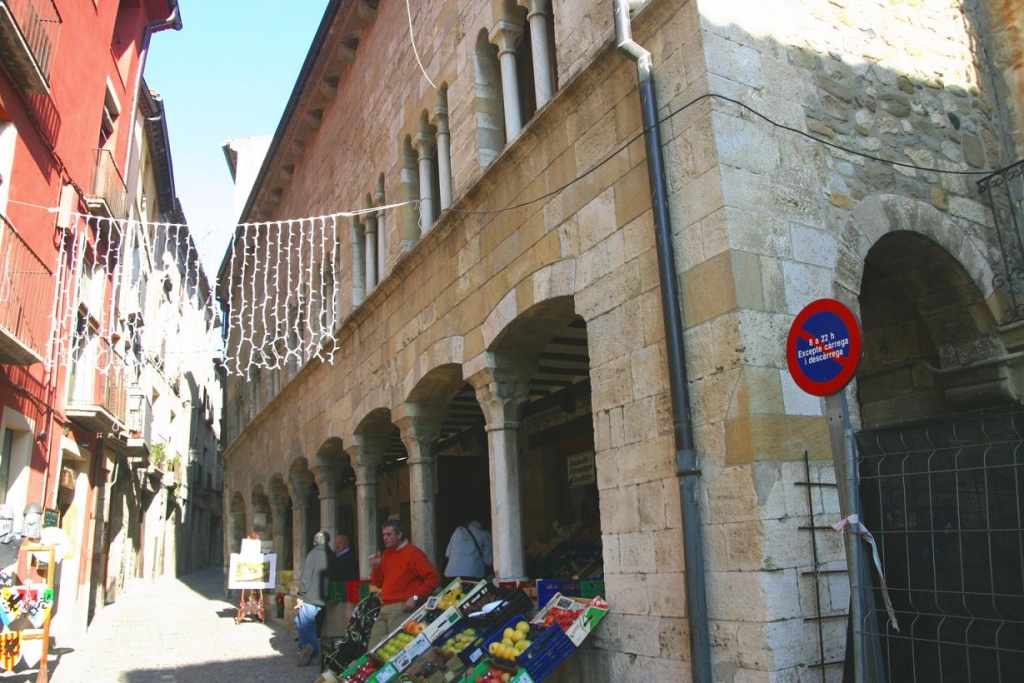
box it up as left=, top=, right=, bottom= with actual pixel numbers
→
left=489, top=19, right=523, bottom=55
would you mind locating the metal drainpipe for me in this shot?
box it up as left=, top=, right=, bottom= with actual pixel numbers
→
left=612, top=1, right=712, bottom=681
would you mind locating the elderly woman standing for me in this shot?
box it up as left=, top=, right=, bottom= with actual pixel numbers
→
left=294, top=530, right=336, bottom=666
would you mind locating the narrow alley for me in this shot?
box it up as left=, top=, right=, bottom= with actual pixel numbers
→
left=46, top=570, right=320, bottom=683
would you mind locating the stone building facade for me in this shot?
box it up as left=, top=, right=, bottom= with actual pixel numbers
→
left=219, top=0, right=1024, bottom=680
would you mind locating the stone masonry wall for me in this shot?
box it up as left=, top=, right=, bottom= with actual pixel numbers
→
left=660, top=0, right=1014, bottom=680
left=222, top=0, right=1018, bottom=681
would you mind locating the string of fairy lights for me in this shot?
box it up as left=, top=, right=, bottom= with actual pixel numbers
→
left=7, top=80, right=1002, bottom=381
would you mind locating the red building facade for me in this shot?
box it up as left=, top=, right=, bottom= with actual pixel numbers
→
left=0, top=0, right=179, bottom=637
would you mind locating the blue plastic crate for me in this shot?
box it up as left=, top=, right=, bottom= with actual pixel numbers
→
left=536, top=579, right=580, bottom=607
left=471, top=615, right=529, bottom=668
left=519, top=624, right=575, bottom=681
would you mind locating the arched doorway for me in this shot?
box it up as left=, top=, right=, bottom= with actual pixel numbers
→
left=855, top=230, right=1020, bottom=680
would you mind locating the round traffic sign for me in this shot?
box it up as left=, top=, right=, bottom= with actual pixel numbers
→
left=786, top=299, right=863, bottom=396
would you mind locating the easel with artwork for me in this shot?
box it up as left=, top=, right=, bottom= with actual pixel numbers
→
left=229, top=536, right=276, bottom=625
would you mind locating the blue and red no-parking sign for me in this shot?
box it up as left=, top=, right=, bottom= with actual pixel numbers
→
left=786, top=299, right=863, bottom=396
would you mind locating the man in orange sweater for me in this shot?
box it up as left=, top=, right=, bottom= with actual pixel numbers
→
left=368, top=519, right=440, bottom=649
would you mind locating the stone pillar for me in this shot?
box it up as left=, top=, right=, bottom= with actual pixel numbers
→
left=270, top=492, right=289, bottom=578
left=395, top=405, right=448, bottom=566
left=288, top=474, right=314, bottom=575
left=313, top=465, right=345, bottom=540
left=346, top=434, right=387, bottom=578
left=490, top=20, right=523, bottom=141
left=354, top=463, right=378, bottom=580
left=365, top=213, right=378, bottom=290
left=351, top=217, right=366, bottom=306
left=433, top=98, right=453, bottom=211
left=375, top=184, right=386, bottom=278
left=468, top=355, right=535, bottom=581
left=523, top=0, right=553, bottom=107
left=413, top=130, right=436, bottom=234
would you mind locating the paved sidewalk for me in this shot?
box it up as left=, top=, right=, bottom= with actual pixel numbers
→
left=46, top=569, right=324, bottom=683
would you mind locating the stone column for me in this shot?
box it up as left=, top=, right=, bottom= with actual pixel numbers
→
left=351, top=216, right=366, bottom=306
left=433, top=98, right=453, bottom=211
left=288, top=474, right=314, bottom=575
left=468, top=355, right=535, bottom=581
left=413, top=130, right=437, bottom=234
left=522, top=0, right=553, bottom=107
left=270, top=491, right=289, bottom=577
left=375, top=185, right=386, bottom=278
left=313, top=465, right=345, bottom=540
left=346, top=434, right=387, bottom=578
left=490, top=20, right=524, bottom=141
left=364, top=213, right=378, bottom=290
left=395, top=405, right=448, bottom=566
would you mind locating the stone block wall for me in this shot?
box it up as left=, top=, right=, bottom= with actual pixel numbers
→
left=220, top=0, right=1020, bottom=681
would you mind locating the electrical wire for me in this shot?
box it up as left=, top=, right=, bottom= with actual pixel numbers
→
left=406, top=0, right=438, bottom=91
left=4, top=94, right=997, bottom=225
left=450, top=91, right=999, bottom=216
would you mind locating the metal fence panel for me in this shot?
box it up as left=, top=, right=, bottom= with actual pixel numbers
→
left=856, top=407, right=1024, bottom=682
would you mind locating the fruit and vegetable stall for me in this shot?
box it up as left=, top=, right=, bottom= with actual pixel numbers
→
left=331, top=578, right=609, bottom=683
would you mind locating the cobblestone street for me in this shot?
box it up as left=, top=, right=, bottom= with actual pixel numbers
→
left=46, top=569, right=322, bottom=683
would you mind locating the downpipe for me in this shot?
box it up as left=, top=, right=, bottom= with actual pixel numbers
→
left=612, top=2, right=712, bottom=681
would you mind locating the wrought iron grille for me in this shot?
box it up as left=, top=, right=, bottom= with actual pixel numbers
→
left=856, top=406, right=1024, bottom=682
left=978, top=160, right=1024, bottom=322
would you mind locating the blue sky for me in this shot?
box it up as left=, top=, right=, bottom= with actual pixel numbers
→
left=145, top=1, right=329, bottom=271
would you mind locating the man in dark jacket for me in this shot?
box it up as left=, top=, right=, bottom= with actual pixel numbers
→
left=295, top=530, right=334, bottom=666
left=333, top=534, right=360, bottom=583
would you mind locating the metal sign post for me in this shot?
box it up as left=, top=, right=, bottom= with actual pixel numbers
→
left=787, top=299, right=873, bottom=683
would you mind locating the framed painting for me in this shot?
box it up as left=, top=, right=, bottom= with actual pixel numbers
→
left=228, top=552, right=276, bottom=590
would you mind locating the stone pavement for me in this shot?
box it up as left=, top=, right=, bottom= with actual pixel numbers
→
left=45, top=569, right=324, bottom=683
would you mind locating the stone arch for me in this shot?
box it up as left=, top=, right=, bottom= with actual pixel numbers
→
left=480, top=262, right=577, bottom=352
left=847, top=194, right=998, bottom=319
left=351, top=408, right=402, bottom=472
left=857, top=229, right=1012, bottom=427
left=487, top=294, right=579, bottom=356
left=314, top=436, right=349, bottom=466
left=401, top=336, right=466, bottom=401
left=352, top=385, right=390, bottom=437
